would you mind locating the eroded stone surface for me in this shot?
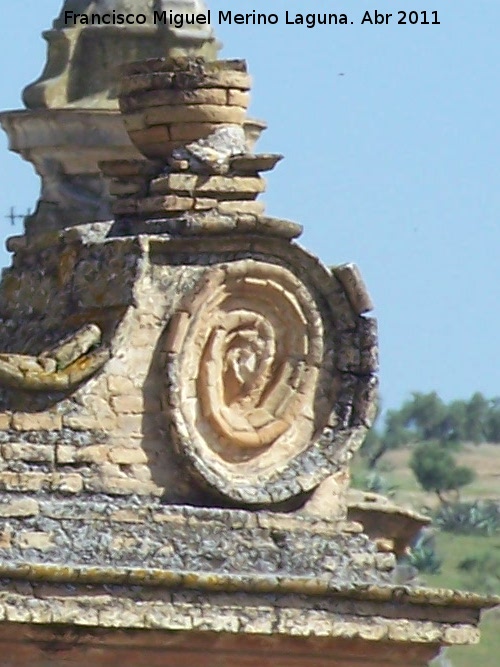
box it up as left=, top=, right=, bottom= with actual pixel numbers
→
left=0, top=589, right=484, bottom=667
left=24, top=0, right=218, bottom=110
left=0, top=35, right=494, bottom=664
left=0, top=495, right=391, bottom=582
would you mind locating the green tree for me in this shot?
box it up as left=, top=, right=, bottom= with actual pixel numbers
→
left=401, top=392, right=449, bottom=441
left=361, top=391, right=500, bottom=469
left=410, top=442, right=475, bottom=503
left=486, top=399, right=500, bottom=442
left=464, top=392, right=490, bottom=443
left=444, top=399, right=468, bottom=444
left=363, top=409, right=414, bottom=469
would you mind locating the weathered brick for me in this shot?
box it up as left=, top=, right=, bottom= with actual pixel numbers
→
left=146, top=104, right=245, bottom=126
left=0, top=499, right=39, bottom=518
left=20, top=599, right=53, bottom=624
left=87, top=396, right=116, bottom=419
left=110, top=509, right=145, bottom=523
left=96, top=463, right=124, bottom=478
left=0, top=414, right=12, bottom=430
left=87, top=476, right=161, bottom=496
left=375, top=552, right=396, bottom=571
left=76, top=445, right=109, bottom=464
left=444, top=625, right=479, bottom=644
left=108, top=376, right=135, bottom=395
left=151, top=174, right=265, bottom=197
left=2, top=443, right=54, bottom=463
left=144, top=606, right=192, bottom=631
left=111, top=395, right=144, bottom=414
left=350, top=553, right=375, bottom=568
left=55, top=445, right=78, bottom=464
left=116, top=414, right=143, bottom=435
left=108, top=447, right=148, bottom=464
left=107, top=436, right=142, bottom=450
left=358, top=624, right=389, bottom=641
left=123, top=111, right=146, bottom=131
left=99, top=606, right=144, bottom=627
left=130, top=124, right=171, bottom=142
left=124, top=87, right=227, bottom=110
left=17, top=531, right=54, bottom=551
left=0, top=472, right=18, bottom=490
left=0, top=527, right=12, bottom=549
left=227, top=89, right=250, bottom=107
left=62, top=415, right=98, bottom=430
left=137, top=195, right=194, bottom=214
left=169, top=122, right=221, bottom=142
left=94, top=414, right=118, bottom=430
left=217, top=200, right=265, bottom=215
left=51, top=474, right=84, bottom=494
left=110, top=535, right=141, bottom=550
left=12, top=412, right=62, bottom=431
left=4, top=603, right=31, bottom=623
left=0, top=472, right=45, bottom=492
left=128, top=464, right=153, bottom=482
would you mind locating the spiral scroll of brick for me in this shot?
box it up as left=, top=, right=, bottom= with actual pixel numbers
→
left=164, top=252, right=378, bottom=505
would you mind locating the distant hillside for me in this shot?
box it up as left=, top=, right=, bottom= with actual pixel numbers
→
left=353, top=436, right=500, bottom=667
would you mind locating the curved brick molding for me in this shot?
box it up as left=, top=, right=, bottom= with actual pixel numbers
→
left=0, top=324, right=109, bottom=391
left=165, top=253, right=377, bottom=504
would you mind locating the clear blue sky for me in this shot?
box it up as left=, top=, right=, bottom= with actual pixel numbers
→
left=0, top=1, right=498, bottom=413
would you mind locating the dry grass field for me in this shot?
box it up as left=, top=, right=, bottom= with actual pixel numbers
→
left=377, top=442, right=500, bottom=508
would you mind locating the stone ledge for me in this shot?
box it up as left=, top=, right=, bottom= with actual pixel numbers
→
left=0, top=562, right=496, bottom=613
left=110, top=213, right=302, bottom=239
left=0, top=575, right=493, bottom=648
left=0, top=498, right=388, bottom=582
left=6, top=218, right=303, bottom=256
